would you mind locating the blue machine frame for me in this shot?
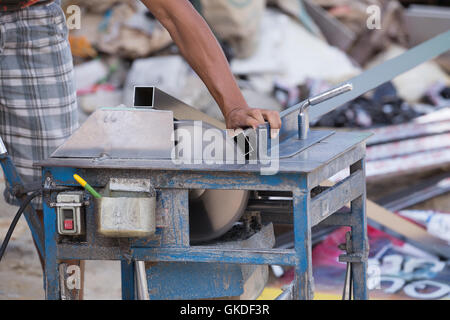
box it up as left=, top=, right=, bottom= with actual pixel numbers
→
left=37, top=131, right=371, bottom=300
left=3, top=30, right=449, bottom=300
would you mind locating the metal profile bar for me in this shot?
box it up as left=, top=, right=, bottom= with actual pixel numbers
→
left=308, top=30, right=450, bottom=121
left=133, top=247, right=297, bottom=266
left=366, top=146, right=450, bottom=182
left=319, top=210, right=353, bottom=227
left=366, top=133, right=450, bottom=161
left=151, top=87, right=226, bottom=129
left=277, top=30, right=450, bottom=142
left=310, top=169, right=364, bottom=226
left=377, top=173, right=450, bottom=212
left=135, top=261, right=150, bottom=300
left=84, top=170, right=304, bottom=192
left=367, top=120, right=450, bottom=146
left=56, top=245, right=297, bottom=266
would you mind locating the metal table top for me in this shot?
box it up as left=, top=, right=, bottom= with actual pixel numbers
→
left=37, top=131, right=371, bottom=174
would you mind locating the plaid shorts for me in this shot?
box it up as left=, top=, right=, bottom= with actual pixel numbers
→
left=0, top=1, right=78, bottom=208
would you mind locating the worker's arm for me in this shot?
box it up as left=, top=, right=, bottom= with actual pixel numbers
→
left=141, top=0, right=281, bottom=134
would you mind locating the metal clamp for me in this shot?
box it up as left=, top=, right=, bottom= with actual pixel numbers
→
left=298, top=83, right=353, bottom=140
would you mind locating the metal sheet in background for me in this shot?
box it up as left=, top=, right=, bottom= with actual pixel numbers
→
left=278, top=30, right=450, bottom=141
left=376, top=172, right=450, bottom=212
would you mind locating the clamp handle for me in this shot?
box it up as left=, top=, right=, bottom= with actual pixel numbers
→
left=298, top=83, right=353, bottom=140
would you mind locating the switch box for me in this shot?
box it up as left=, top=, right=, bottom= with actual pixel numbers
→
left=56, top=192, right=85, bottom=236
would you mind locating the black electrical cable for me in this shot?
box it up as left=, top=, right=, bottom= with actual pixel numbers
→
left=0, top=190, right=41, bottom=262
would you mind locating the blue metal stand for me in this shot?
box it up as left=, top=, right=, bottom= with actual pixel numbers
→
left=38, top=131, right=370, bottom=300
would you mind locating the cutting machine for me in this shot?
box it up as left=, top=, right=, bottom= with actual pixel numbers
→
left=34, top=83, right=371, bottom=300
left=1, top=30, right=449, bottom=301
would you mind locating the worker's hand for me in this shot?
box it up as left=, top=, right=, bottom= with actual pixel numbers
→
left=224, top=107, right=282, bottom=138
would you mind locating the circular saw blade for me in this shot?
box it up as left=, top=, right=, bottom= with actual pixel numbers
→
left=172, top=120, right=250, bottom=243
left=189, top=189, right=249, bottom=243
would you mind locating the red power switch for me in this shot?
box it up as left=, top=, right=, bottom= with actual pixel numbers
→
left=64, top=219, right=74, bottom=230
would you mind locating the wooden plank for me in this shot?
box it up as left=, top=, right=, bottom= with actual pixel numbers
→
left=367, top=201, right=450, bottom=259
left=321, top=177, right=450, bottom=259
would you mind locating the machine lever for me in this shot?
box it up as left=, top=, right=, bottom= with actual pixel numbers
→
left=298, top=83, right=353, bottom=140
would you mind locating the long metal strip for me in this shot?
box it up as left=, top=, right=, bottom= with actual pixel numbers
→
left=278, top=30, right=450, bottom=141
left=57, top=245, right=297, bottom=266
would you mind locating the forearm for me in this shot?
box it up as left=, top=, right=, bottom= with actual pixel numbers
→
left=141, top=0, right=248, bottom=117
left=141, top=0, right=281, bottom=132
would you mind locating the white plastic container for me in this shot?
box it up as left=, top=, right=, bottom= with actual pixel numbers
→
left=96, top=178, right=156, bottom=237
left=97, top=196, right=156, bottom=237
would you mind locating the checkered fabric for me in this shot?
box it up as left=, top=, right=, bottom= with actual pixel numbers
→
left=0, top=1, right=78, bottom=208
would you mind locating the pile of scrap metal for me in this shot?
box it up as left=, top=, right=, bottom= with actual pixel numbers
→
left=302, top=0, right=450, bottom=70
